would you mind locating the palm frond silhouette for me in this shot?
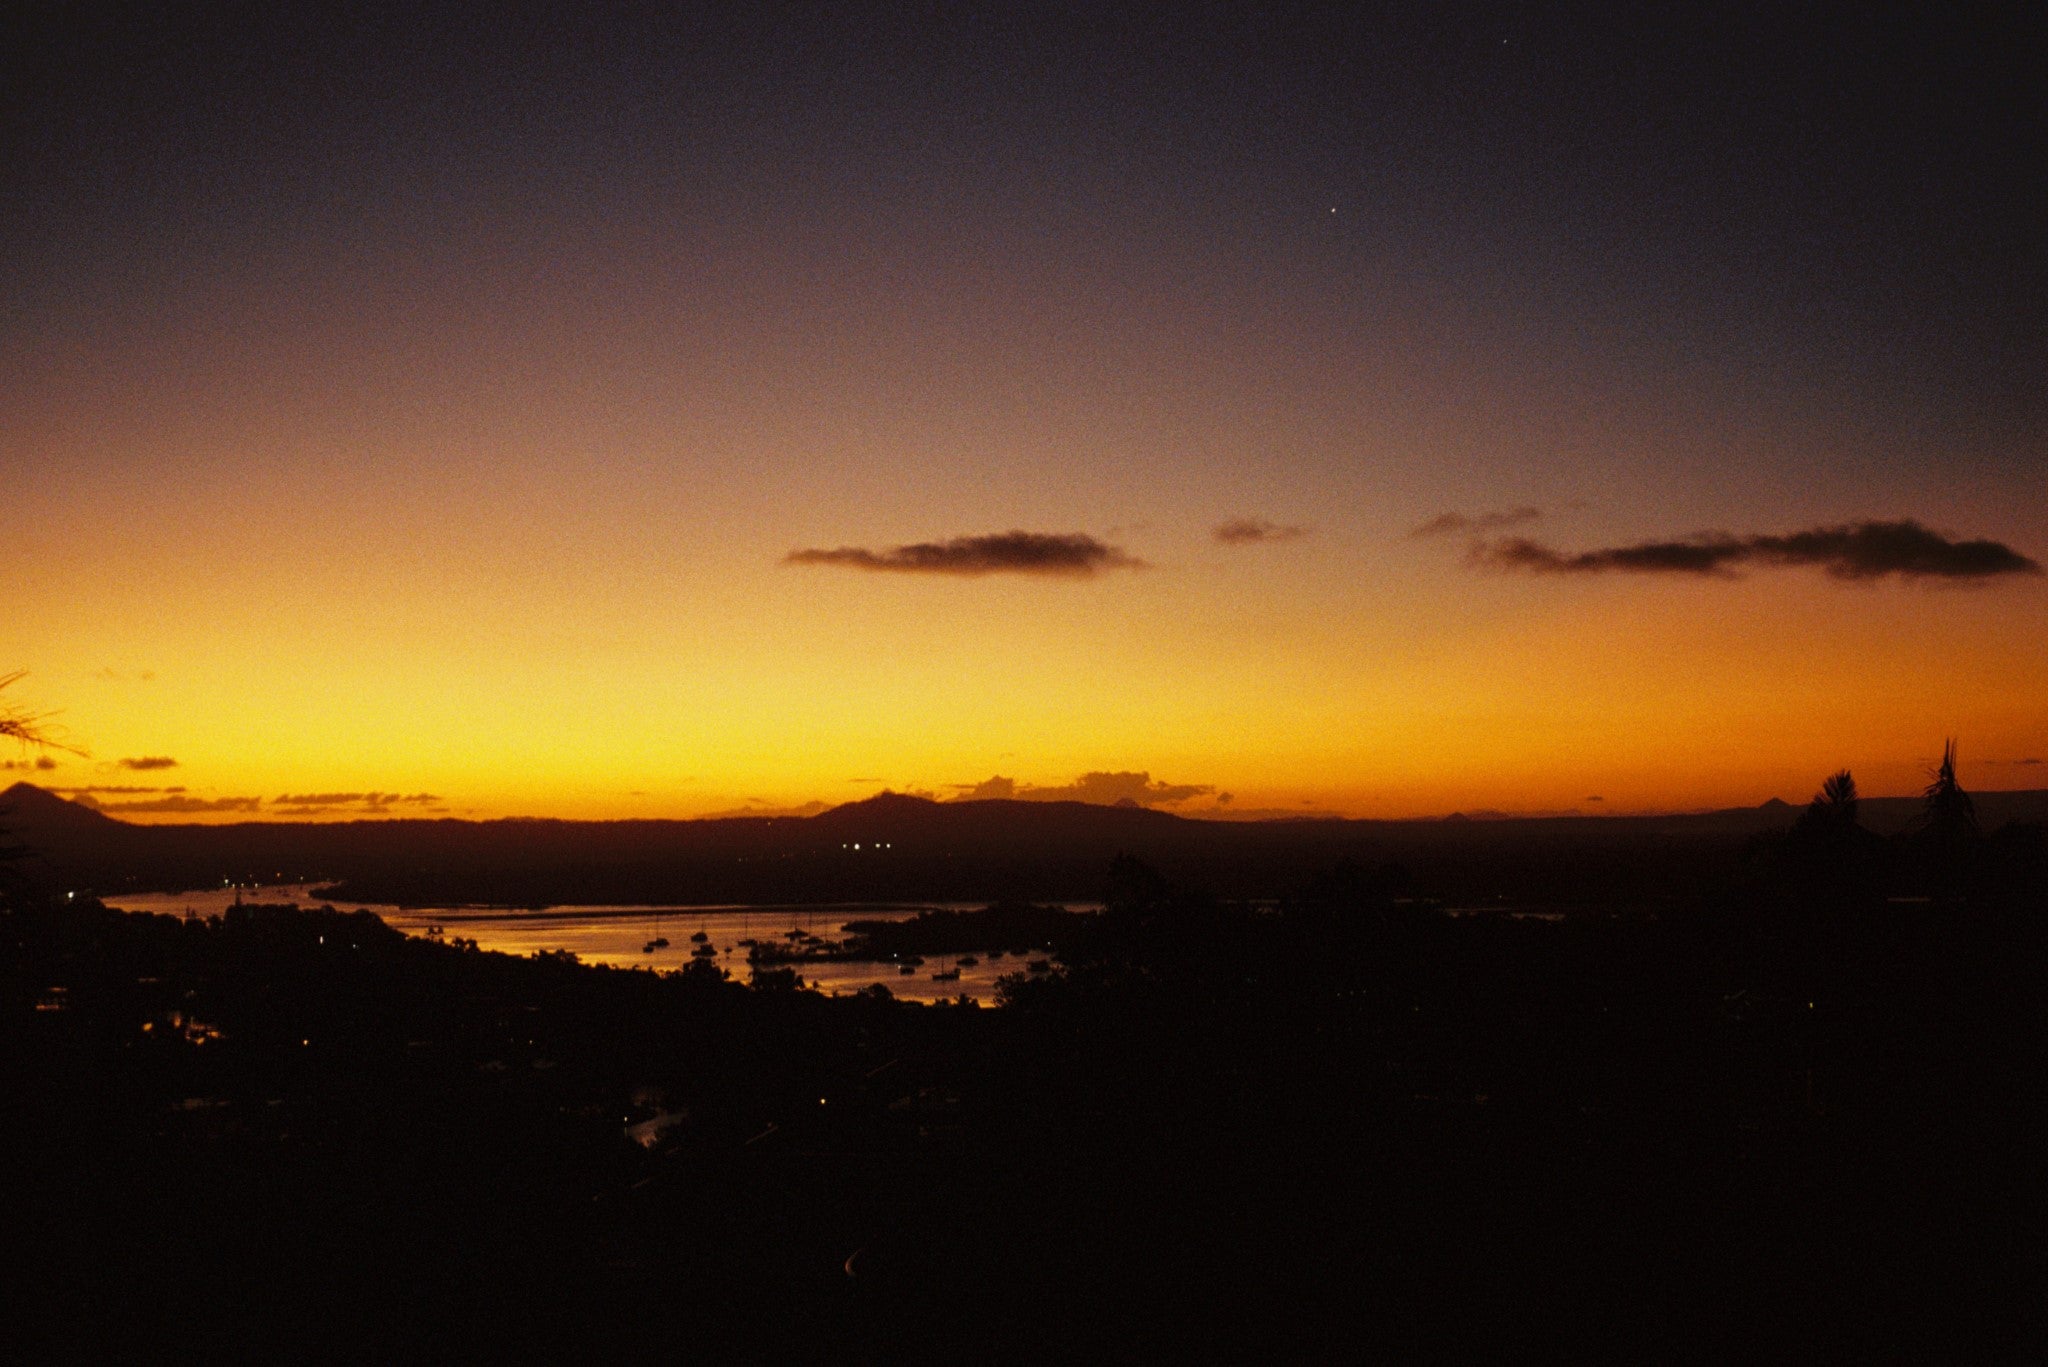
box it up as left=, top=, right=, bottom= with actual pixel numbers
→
left=1921, top=739, right=1977, bottom=841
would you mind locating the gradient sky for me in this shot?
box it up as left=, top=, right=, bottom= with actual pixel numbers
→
left=6, top=4, right=2046, bottom=821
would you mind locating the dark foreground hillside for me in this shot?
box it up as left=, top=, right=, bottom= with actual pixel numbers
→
left=7, top=843, right=2047, bottom=1361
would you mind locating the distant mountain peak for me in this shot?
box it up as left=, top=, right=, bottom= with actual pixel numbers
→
left=827, top=791, right=940, bottom=817
left=1, top=781, right=121, bottom=829
left=810, top=791, right=944, bottom=832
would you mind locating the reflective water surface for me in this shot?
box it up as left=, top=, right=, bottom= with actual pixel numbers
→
left=103, top=886, right=1081, bottom=1003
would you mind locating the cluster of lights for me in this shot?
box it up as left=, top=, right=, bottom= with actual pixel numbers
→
left=839, top=842, right=893, bottom=850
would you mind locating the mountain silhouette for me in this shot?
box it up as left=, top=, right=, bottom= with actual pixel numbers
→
left=2, top=781, right=125, bottom=834
left=7, top=781, right=2045, bottom=907
left=811, top=792, right=1185, bottom=844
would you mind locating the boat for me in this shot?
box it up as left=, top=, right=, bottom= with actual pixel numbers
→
left=931, top=968, right=961, bottom=982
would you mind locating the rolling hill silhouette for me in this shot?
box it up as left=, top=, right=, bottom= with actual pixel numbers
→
left=8, top=781, right=2046, bottom=907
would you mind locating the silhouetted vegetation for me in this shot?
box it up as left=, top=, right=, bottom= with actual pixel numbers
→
left=6, top=754, right=2046, bottom=1357
left=1923, top=738, right=1979, bottom=841
left=0, top=670, right=82, bottom=755
left=840, top=901, right=1085, bottom=957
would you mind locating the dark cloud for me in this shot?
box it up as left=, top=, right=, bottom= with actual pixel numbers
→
left=271, top=792, right=443, bottom=810
left=1469, top=520, right=2041, bottom=582
left=952, top=771, right=1216, bottom=807
left=785, top=531, right=1144, bottom=578
left=1, top=756, right=60, bottom=771
left=1411, top=507, right=1541, bottom=538
left=118, top=756, right=179, bottom=771
left=54, top=785, right=187, bottom=795
left=1214, top=518, right=1308, bottom=545
left=1478, top=537, right=1742, bottom=575
left=94, top=667, right=156, bottom=682
left=80, top=794, right=260, bottom=815
left=272, top=806, right=447, bottom=817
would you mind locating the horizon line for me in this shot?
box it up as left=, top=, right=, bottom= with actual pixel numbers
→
left=10, top=779, right=2046, bottom=829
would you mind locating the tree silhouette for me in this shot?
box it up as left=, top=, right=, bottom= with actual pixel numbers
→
left=1802, top=769, right=1859, bottom=831
left=1778, top=766, right=1889, bottom=907
left=1911, top=739, right=1983, bottom=900
left=1921, top=740, right=1977, bottom=843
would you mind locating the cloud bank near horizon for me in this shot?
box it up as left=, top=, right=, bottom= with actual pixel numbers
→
left=271, top=791, right=446, bottom=815
left=953, top=771, right=1220, bottom=807
left=1468, top=519, right=2040, bottom=582
left=73, top=793, right=261, bottom=815
left=785, top=531, right=1144, bottom=578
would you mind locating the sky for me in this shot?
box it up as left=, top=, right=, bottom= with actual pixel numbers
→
left=5, top=3, right=2046, bottom=822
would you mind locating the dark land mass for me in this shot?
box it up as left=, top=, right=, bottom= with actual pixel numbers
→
left=7, top=785, right=2048, bottom=1358
left=744, top=902, right=1084, bottom=968
left=11, top=781, right=2048, bottom=908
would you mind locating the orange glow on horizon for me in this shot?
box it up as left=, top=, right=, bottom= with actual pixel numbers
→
left=8, top=171, right=2044, bottom=825
left=12, top=545, right=2045, bottom=825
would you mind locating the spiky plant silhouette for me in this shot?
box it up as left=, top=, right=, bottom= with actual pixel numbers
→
left=1810, top=769, right=1859, bottom=827
left=1, top=671, right=83, bottom=756
left=1921, top=739, right=1977, bottom=843
left=1, top=671, right=86, bottom=886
